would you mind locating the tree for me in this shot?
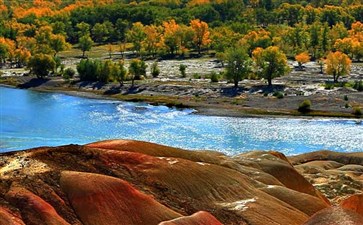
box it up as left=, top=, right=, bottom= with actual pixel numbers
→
left=14, top=47, right=31, bottom=67
left=175, top=24, right=194, bottom=56
left=190, top=19, right=211, bottom=55
left=126, top=22, right=146, bottom=56
left=253, top=46, right=289, bottom=86
left=151, top=61, right=160, bottom=78
left=78, top=35, right=94, bottom=58
left=92, top=23, right=109, bottom=43
left=115, top=60, right=127, bottom=86
left=240, top=29, right=272, bottom=55
left=0, top=43, right=8, bottom=66
left=76, top=22, right=91, bottom=38
left=129, top=59, right=147, bottom=86
left=28, top=54, right=56, bottom=78
left=224, top=47, right=252, bottom=88
left=325, top=51, right=351, bottom=82
left=143, top=25, right=163, bottom=57
left=295, top=52, right=310, bottom=70
left=115, top=19, right=129, bottom=42
left=50, top=34, right=70, bottom=56
left=163, top=19, right=180, bottom=55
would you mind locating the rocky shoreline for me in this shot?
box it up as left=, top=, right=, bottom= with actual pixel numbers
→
left=0, top=140, right=362, bottom=224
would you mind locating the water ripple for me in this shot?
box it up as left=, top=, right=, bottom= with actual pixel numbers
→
left=1, top=87, right=362, bottom=154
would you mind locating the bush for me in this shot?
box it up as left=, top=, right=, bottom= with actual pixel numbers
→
left=353, top=80, right=363, bottom=91
left=353, top=107, right=362, bottom=116
left=210, top=72, right=219, bottom=82
left=28, top=54, right=56, bottom=78
left=179, top=64, right=187, bottom=78
left=193, top=73, right=201, bottom=79
left=151, top=61, right=160, bottom=78
left=273, top=91, right=284, bottom=99
left=298, top=99, right=312, bottom=113
left=324, top=83, right=335, bottom=90
left=344, top=95, right=348, bottom=101
left=63, top=68, right=75, bottom=79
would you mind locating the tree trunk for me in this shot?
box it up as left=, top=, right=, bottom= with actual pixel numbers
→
left=131, top=76, right=135, bottom=87
left=234, top=79, right=239, bottom=88
left=333, top=72, right=338, bottom=83
left=268, top=78, right=272, bottom=86
left=82, top=51, right=85, bottom=58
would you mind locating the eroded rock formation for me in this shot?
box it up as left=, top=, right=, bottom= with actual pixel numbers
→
left=0, top=140, right=362, bottom=225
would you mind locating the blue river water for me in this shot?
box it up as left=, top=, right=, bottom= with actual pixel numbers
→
left=0, top=86, right=362, bottom=155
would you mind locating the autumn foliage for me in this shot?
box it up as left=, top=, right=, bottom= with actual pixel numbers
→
left=295, top=52, right=310, bottom=69
left=325, top=51, right=352, bottom=82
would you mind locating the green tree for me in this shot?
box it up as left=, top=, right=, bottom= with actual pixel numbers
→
left=224, top=47, right=252, bottom=88
left=50, top=34, right=70, bottom=56
left=126, top=22, right=146, bottom=56
left=78, top=35, right=94, bottom=58
left=115, top=19, right=129, bottom=42
left=92, top=23, right=109, bottom=43
left=76, top=22, right=91, bottom=38
left=151, top=61, right=160, bottom=78
left=253, top=46, right=290, bottom=86
left=28, top=54, right=56, bottom=78
left=129, top=59, right=147, bottom=86
left=115, top=61, right=127, bottom=86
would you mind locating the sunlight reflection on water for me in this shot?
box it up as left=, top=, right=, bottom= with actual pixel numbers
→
left=1, top=86, right=362, bottom=155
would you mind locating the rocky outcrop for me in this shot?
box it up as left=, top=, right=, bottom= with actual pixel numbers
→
left=289, top=151, right=363, bottom=203
left=0, top=140, right=361, bottom=224
left=159, top=211, right=223, bottom=225
left=340, top=194, right=363, bottom=216
left=302, top=207, right=363, bottom=225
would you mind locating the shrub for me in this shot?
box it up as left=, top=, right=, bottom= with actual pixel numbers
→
left=345, top=103, right=350, bottom=108
left=324, top=83, right=335, bottom=90
left=210, top=71, right=219, bottom=82
left=298, top=99, right=312, bottom=113
left=353, top=80, right=363, bottom=91
left=179, top=64, right=187, bottom=78
left=273, top=91, right=284, bottom=99
left=63, top=68, right=75, bottom=79
left=28, top=54, right=56, bottom=78
left=193, top=73, right=201, bottom=79
left=344, top=95, right=348, bottom=101
left=353, top=107, right=362, bottom=116
left=151, top=61, right=160, bottom=78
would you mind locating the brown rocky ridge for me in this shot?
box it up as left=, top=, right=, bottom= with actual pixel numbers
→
left=0, top=139, right=362, bottom=225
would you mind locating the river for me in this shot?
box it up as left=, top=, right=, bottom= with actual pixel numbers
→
left=0, top=86, right=362, bottom=155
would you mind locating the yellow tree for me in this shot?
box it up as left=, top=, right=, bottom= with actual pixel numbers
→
left=163, top=19, right=180, bottom=55
left=176, top=24, right=194, bottom=55
left=0, top=37, right=15, bottom=66
left=325, top=51, right=351, bottom=82
left=190, top=19, right=211, bottom=55
left=253, top=46, right=289, bottom=86
left=143, top=24, right=164, bottom=58
left=295, top=52, right=310, bottom=70
left=240, top=29, right=272, bottom=55
left=14, top=47, right=31, bottom=67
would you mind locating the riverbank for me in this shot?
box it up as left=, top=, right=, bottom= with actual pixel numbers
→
left=1, top=75, right=362, bottom=119
left=0, top=140, right=362, bottom=225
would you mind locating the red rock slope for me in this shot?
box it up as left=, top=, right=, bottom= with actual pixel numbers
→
left=0, top=139, right=359, bottom=225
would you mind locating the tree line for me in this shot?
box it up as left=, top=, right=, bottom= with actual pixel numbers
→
left=0, top=0, right=360, bottom=85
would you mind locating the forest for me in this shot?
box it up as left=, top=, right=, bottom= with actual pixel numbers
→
left=0, top=0, right=362, bottom=84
